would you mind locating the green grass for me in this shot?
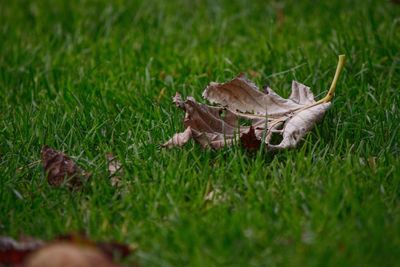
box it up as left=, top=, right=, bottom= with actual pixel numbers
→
left=1, top=0, right=399, bottom=266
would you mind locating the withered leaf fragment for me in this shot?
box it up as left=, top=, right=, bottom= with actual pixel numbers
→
left=240, top=126, right=262, bottom=151
left=0, top=234, right=136, bottom=267
left=26, top=243, right=118, bottom=267
left=0, top=236, right=44, bottom=265
left=163, top=55, right=345, bottom=151
left=41, top=146, right=89, bottom=188
left=106, top=153, right=124, bottom=187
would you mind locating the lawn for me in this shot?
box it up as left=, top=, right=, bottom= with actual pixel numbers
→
left=1, top=0, right=399, bottom=266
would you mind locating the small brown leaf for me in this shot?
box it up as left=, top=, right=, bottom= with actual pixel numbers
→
left=106, top=153, right=123, bottom=187
left=41, top=146, right=89, bottom=188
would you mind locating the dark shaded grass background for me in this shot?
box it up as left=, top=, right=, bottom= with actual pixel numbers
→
left=0, top=0, right=399, bottom=266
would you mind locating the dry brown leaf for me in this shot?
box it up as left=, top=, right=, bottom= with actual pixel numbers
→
left=26, top=243, right=117, bottom=267
left=163, top=55, right=345, bottom=151
left=106, top=153, right=123, bottom=187
left=0, top=234, right=136, bottom=267
left=41, top=146, right=90, bottom=188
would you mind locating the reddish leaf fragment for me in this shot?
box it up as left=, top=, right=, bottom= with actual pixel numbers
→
left=41, top=146, right=89, bottom=188
left=240, top=126, right=262, bottom=151
left=0, top=236, right=44, bottom=265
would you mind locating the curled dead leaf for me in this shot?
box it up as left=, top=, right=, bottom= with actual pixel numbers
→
left=268, top=103, right=331, bottom=150
left=163, top=92, right=253, bottom=149
left=162, top=126, right=193, bottom=148
left=164, top=55, right=345, bottom=152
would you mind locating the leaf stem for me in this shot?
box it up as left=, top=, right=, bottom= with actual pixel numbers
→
left=317, top=54, right=346, bottom=104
